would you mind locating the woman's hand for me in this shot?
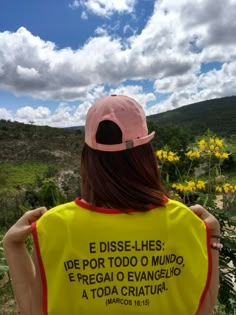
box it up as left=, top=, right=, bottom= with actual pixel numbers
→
left=3, top=207, right=47, bottom=246
left=190, top=204, right=220, bottom=235
left=3, top=207, right=46, bottom=315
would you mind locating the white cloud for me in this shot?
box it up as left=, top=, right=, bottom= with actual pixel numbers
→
left=69, top=0, right=136, bottom=17
left=74, top=101, right=92, bottom=126
left=110, top=85, right=156, bottom=110
left=0, top=84, right=157, bottom=127
left=0, top=0, right=236, bottom=118
left=154, top=74, right=198, bottom=94
left=197, top=62, right=236, bottom=98
left=16, top=106, right=51, bottom=123
left=12, top=104, right=75, bottom=127
left=16, top=66, right=40, bottom=80
left=50, top=103, right=74, bottom=125
left=69, top=0, right=80, bottom=9
left=123, top=24, right=137, bottom=36
left=0, top=108, right=13, bottom=120
left=3, top=102, right=85, bottom=127
left=148, top=61, right=236, bottom=115
left=94, top=27, right=108, bottom=36
left=81, top=11, right=88, bottom=19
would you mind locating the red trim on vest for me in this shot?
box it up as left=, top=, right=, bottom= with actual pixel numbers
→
left=31, top=222, right=48, bottom=315
left=74, top=195, right=168, bottom=214
left=195, top=221, right=212, bottom=314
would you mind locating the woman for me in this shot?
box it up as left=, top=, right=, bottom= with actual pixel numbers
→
left=3, top=95, right=221, bottom=315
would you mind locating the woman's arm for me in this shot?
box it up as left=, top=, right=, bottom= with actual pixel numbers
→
left=31, top=249, right=44, bottom=315
left=197, top=246, right=219, bottom=315
left=3, top=207, right=46, bottom=315
left=190, top=205, right=220, bottom=315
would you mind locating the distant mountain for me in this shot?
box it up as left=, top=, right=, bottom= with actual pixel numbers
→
left=147, top=96, right=236, bottom=137
left=0, top=119, right=84, bottom=165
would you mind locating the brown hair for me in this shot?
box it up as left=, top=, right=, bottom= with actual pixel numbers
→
left=80, top=121, right=166, bottom=211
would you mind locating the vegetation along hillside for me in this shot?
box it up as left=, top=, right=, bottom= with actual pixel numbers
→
left=0, top=95, right=235, bottom=201
left=0, top=120, right=84, bottom=206
left=0, top=95, right=235, bottom=167
left=148, top=96, right=236, bottom=137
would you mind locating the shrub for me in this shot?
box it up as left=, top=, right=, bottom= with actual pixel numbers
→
left=156, top=131, right=236, bottom=313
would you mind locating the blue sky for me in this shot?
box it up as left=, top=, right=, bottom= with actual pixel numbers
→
left=0, top=0, right=235, bottom=127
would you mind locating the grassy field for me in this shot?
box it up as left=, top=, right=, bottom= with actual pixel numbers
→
left=0, top=162, right=49, bottom=192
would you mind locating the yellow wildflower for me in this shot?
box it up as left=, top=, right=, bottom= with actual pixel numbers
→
left=218, top=183, right=236, bottom=193
left=215, top=186, right=223, bottom=193
left=223, top=183, right=230, bottom=193
left=186, top=150, right=200, bottom=159
left=198, top=139, right=206, bottom=151
left=163, top=151, right=168, bottom=159
left=172, top=180, right=206, bottom=193
left=215, top=152, right=221, bottom=159
left=221, top=152, right=229, bottom=159
left=172, top=183, right=185, bottom=192
left=196, top=180, right=206, bottom=190
left=215, top=138, right=223, bottom=147
left=156, top=150, right=163, bottom=159
left=167, top=151, right=180, bottom=162
left=156, top=149, right=179, bottom=162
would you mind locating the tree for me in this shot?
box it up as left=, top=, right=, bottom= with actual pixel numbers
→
left=37, top=178, right=66, bottom=209
left=148, top=121, right=194, bottom=152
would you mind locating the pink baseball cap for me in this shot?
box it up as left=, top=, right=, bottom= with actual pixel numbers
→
left=85, top=94, right=155, bottom=151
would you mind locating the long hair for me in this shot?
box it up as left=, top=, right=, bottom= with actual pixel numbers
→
left=80, top=121, right=166, bottom=211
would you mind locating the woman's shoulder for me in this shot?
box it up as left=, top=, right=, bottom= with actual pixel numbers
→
left=166, top=197, right=190, bottom=210
left=37, top=200, right=78, bottom=223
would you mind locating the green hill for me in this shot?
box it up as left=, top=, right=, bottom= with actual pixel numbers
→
left=147, top=96, right=236, bottom=137
left=0, top=119, right=83, bottom=164
left=0, top=95, right=235, bottom=168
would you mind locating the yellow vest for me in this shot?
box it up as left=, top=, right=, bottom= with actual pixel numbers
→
left=32, top=198, right=211, bottom=315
